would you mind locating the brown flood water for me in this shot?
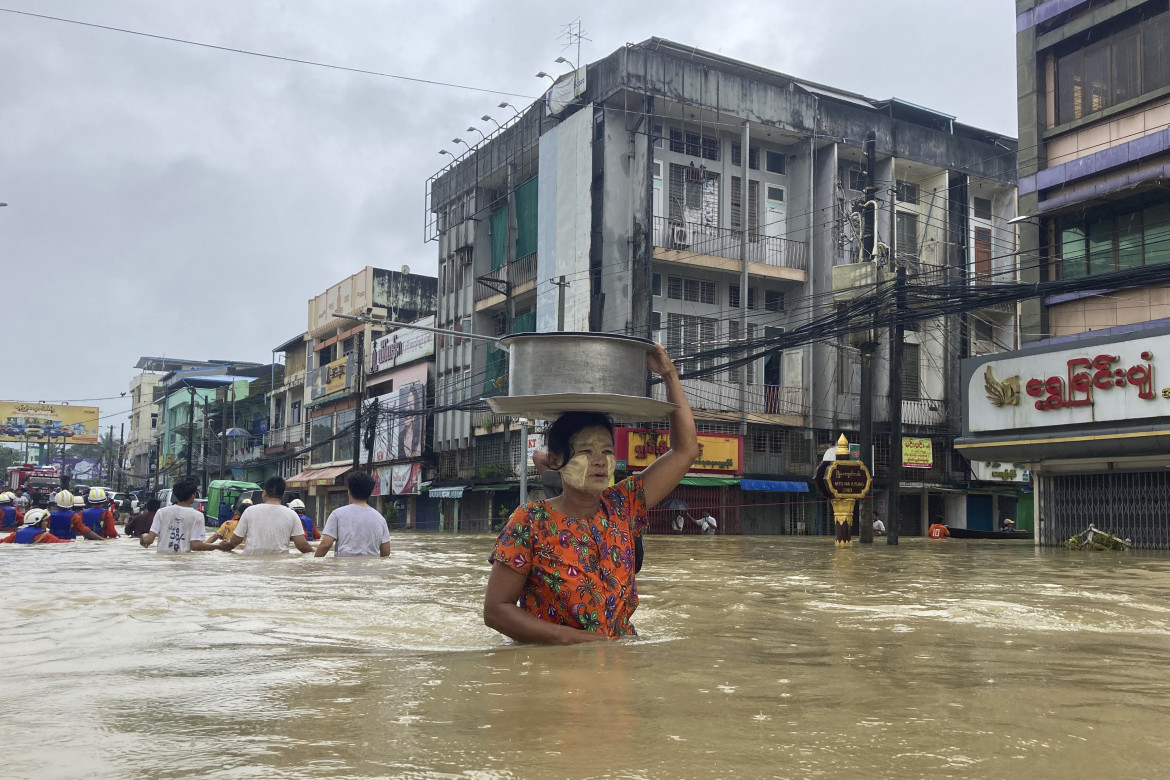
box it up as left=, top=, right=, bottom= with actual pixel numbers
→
left=2, top=534, right=1170, bottom=779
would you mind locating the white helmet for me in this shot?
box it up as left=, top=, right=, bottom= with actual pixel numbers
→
left=0, top=491, right=13, bottom=504
left=72, top=495, right=86, bottom=509
left=288, top=499, right=305, bottom=510
left=88, top=487, right=109, bottom=504
left=54, top=490, right=74, bottom=508
left=24, top=508, right=47, bottom=527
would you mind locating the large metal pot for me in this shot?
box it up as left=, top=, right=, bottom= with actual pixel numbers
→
left=499, top=332, right=655, bottom=397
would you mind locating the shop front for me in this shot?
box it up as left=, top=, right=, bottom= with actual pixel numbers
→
left=957, top=326, right=1170, bottom=549
left=614, top=428, right=744, bottom=534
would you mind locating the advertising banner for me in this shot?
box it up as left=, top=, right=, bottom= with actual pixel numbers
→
left=0, top=401, right=100, bottom=444
left=308, top=354, right=356, bottom=402
left=372, top=462, right=421, bottom=496
left=325, top=357, right=349, bottom=396
left=370, top=316, right=435, bottom=374
left=615, top=428, right=743, bottom=475
left=364, top=382, right=426, bottom=463
left=902, top=437, right=934, bottom=469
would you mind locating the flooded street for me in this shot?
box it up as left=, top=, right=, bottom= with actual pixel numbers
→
left=3, top=534, right=1170, bottom=779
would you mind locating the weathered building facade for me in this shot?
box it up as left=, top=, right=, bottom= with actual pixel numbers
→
left=958, top=1, right=1170, bottom=548
left=428, top=39, right=1018, bottom=534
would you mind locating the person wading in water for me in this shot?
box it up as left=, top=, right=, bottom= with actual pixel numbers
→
left=483, top=344, right=698, bottom=644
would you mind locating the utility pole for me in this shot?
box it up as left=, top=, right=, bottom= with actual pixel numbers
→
left=117, top=423, right=125, bottom=491
left=519, top=417, right=529, bottom=504
left=218, top=389, right=228, bottom=482
left=551, top=276, right=569, bottom=330
left=106, top=424, right=114, bottom=483
left=365, top=398, right=378, bottom=473
left=184, top=387, right=195, bottom=478
left=858, top=130, right=878, bottom=544
left=887, top=262, right=906, bottom=545
left=352, top=332, right=365, bottom=472
left=201, top=397, right=210, bottom=496
left=738, top=120, right=750, bottom=443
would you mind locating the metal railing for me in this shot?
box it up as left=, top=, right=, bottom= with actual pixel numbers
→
left=265, top=425, right=304, bottom=448
left=474, top=253, right=539, bottom=302
left=650, top=379, right=807, bottom=417
left=653, top=217, right=808, bottom=271
left=841, top=395, right=950, bottom=428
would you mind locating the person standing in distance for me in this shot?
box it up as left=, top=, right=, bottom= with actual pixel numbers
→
left=289, top=498, right=321, bottom=541
left=140, top=478, right=219, bottom=553
left=314, top=472, right=390, bottom=557
left=125, top=498, right=160, bottom=537
left=218, top=476, right=313, bottom=555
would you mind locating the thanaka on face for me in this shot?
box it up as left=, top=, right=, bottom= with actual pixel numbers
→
left=557, top=427, right=616, bottom=493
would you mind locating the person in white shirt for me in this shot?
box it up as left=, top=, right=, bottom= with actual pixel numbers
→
left=314, top=471, right=391, bottom=557
left=140, top=478, right=219, bottom=553
left=218, top=476, right=313, bottom=555
left=696, top=511, right=718, bottom=534
left=872, top=514, right=886, bottom=536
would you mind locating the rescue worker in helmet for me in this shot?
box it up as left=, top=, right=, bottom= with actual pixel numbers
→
left=0, top=492, right=23, bottom=532
left=289, top=498, right=320, bottom=540
left=0, top=509, right=69, bottom=544
left=82, top=487, right=120, bottom=538
left=47, top=491, right=103, bottom=541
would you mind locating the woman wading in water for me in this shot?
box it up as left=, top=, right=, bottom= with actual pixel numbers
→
left=483, top=344, right=698, bottom=644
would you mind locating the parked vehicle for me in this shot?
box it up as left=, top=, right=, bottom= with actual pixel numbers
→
left=111, top=492, right=140, bottom=514
left=206, top=480, right=261, bottom=525
left=234, top=488, right=300, bottom=514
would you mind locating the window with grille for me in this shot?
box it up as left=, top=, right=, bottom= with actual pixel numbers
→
left=666, top=313, right=718, bottom=375
left=896, top=180, right=919, bottom=204
left=731, top=143, right=760, bottom=169
left=728, top=285, right=758, bottom=310
left=669, top=128, right=719, bottom=160
left=668, top=275, right=684, bottom=299
left=973, top=196, right=993, bottom=220
left=765, top=150, right=786, bottom=174
left=902, top=342, right=921, bottom=400
left=669, top=164, right=721, bottom=224
left=896, top=211, right=920, bottom=259
left=730, top=177, right=760, bottom=236
left=669, top=275, right=716, bottom=304
left=765, top=290, right=784, bottom=312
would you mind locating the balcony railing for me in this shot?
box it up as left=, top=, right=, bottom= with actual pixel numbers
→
left=653, top=217, right=808, bottom=272
left=265, top=424, right=305, bottom=448
left=842, top=395, right=950, bottom=428
left=474, top=253, right=539, bottom=302
left=651, top=379, right=807, bottom=417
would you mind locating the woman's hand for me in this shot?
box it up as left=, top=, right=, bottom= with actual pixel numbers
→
left=646, top=343, right=678, bottom=379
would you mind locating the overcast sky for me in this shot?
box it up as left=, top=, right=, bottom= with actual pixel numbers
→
left=0, top=0, right=1017, bottom=431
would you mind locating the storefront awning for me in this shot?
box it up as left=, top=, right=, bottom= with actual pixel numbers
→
left=286, top=465, right=351, bottom=487
left=678, top=476, right=740, bottom=487
left=740, top=479, right=809, bottom=493
left=473, top=484, right=512, bottom=492
left=428, top=485, right=466, bottom=499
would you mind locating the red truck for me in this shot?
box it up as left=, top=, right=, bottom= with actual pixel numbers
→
left=7, top=464, right=63, bottom=505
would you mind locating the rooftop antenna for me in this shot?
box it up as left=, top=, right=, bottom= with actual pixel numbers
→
left=559, top=17, right=590, bottom=71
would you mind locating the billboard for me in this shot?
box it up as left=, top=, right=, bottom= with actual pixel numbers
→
left=363, top=381, right=426, bottom=463
left=615, top=428, right=743, bottom=475
left=370, top=316, right=435, bottom=374
left=902, top=437, right=934, bottom=469
left=0, top=401, right=100, bottom=444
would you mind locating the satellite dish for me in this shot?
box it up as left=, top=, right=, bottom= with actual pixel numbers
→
left=401, top=265, right=410, bottom=276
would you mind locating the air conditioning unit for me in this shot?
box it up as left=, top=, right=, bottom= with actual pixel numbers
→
left=671, top=226, right=691, bottom=249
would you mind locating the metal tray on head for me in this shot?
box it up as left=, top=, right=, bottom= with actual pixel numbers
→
left=487, top=392, right=676, bottom=421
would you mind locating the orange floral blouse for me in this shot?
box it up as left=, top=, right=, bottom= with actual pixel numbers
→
left=489, top=474, right=648, bottom=639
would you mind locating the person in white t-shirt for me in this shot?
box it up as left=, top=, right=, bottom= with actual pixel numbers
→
left=696, top=511, right=718, bottom=534
left=218, top=476, right=313, bottom=555
left=140, top=478, right=219, bottom=553
left=314, top=471, right=391, bottom=558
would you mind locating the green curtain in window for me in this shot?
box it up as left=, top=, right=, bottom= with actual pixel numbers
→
left=515, top=177, right=539, bottom=259
left=489, top=208, right=508, bottom=271
left=483, top=345, right=508, bottom=396
left=512, top=311, right=536, bottom=333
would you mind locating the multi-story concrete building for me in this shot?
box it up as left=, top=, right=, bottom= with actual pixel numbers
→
left=959, top=1, right=1170, bottom=548
left=127, top=357, right=261, bottom=490
left=284, top=266, right=437, bottom=523
left=427, top=38, right=1018, bottom=535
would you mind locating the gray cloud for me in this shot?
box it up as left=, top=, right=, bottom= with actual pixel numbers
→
left=0, top=0, right=1016, bottom=426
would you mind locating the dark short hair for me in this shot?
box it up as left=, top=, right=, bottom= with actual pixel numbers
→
left=146, top=498, right=161, bottom=512
left=172, top=478, right=198, bottom=503
left=264, top=475, right=286, bottom=499
left=348, top=471, right=375, bottom=500
left=546, top=412, right=614, bottom=471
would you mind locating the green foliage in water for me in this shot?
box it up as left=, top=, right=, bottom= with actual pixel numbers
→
left=1066, top=532, right=1127, bottom=551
